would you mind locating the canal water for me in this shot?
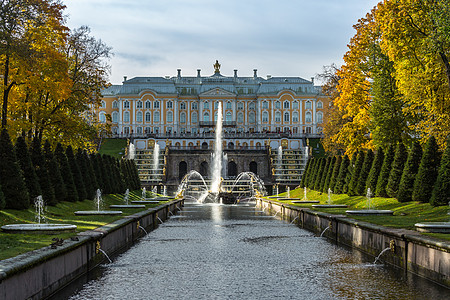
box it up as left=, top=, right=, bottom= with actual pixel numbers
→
left=68, top=202, right=449, bottom=299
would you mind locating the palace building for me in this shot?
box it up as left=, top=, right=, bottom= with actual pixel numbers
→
left=96, top=61, right=329, bottom=191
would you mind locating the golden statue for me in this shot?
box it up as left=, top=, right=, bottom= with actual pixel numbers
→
left=213, top=60, right=221, bottom=73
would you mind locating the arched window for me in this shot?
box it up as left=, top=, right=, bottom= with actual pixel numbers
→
left=112, top=111, right=118, bottom=123
left=237, top=102, right=244, bottom=110
left=191, top=102, right=198, bottom=110
left=275, top=101, right=281, bottom=109
left=192, top=112, right=198, bottom=123
left=204, top=101, right=209, bottom=109
left=145, top=100, right=151, bottom=109
left=203, top=112, right=210, bottom=122
left=262, top=101, right=269, bottom=109
left=249, top=111, right=255, bottom=123
left=200, top=161, right=209, bottom=176
left=317, top=101, right=323, bottom=109
left=179, top=161, right=187, bottom=180
left=136, top=127, right=142, bottom=135
left=123, top=100, right=130, bottom=109
left=226, top=111, right=232, bottom=122
left=214, top=111, right=218, bottom=122
left=249, top=161, right=257, bottom=175
left=262, top=111, right=269, bottom=123
left=293, top=112, right=299, bottom=123
left=305, top=111, right=312, bottom=123
left=136, top=111, right=143, bottom=122
left=112, top=100, right=118, bottom=109
left=124, top=111, right=130, bottom=123
left=305, top=101, right=312, bottom=110
left=154, top=111, right=160, bottom=123
left=167, top=111, right=173, bottom=123
left=283, top=101, right=290, bottom=109
left=317, top=111, right=323, bottom=124
left=145, top=112, right=151, bottom=122
left=214, top=101, right=219, bottom=109
left=136, top=100, right=143, bottom=109
left=293, top=101, right=299, bottom=109
left=237, top=112, right=244, bottom=123
left=284, top=112, right=290, bottom=122
left=167, top=101, right=173, bottom=109
left=100, top=100, right=106, bottom=108
left=228, top=161, right=237, bottom=177
left=180, top=112, right=186, bottom=123
left=180, top=102, right=186, bottom=110
left=226, top=101, right=232, bottom=110
left=99, top=111, right=106, bottom=123
left=154, top=100, right=160, bottom=109
left=275, top=111, right=281, bottom=122
left=249, top=102, right=255, bottom=110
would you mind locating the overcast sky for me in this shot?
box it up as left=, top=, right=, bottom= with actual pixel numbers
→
left=64, top=0, right=380, bottom=85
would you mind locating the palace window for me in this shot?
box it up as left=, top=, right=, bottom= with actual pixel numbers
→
left=145, top=112, right=151, bottom=122
left=192, top=102, right=198, bottom=110
left=100, top=100, right=106, bottom=108
left=262, top=111, right=269, bottom=123
left=154, top=111, right=160, bottom=123
left=226, top=101, right=232, bottom=110
left=124, top=111, right=130, bottom=123
left=145, top=127, right=150, bottom=134
left=249, top=111, right=255, bottom=123
left=203, top=112, right=210, bottom=122
left=192, top=112, right=198, bottom=123
left=317, top=101, right=323, bottom=109
left=305, top=111, right=312, bottom=123
left=136, top=111, right=143, bottom=122
left=112, top=111, right=118, bottom=123
left=214, top=112, right=218, bottom=122
left=283, top=101, right=290, bottom=109
left=293, top=101, right=299, bottom=109
left=112, top=100, right=118, bottom=109
left=123, top=100, right=130, bottom=109
left=262, top=101, right=269, bottom=109
left=167, top=101, right=173, bottom=109
left=249, top=102, right=255, bottom=110
left=214, top=101, right=219, bottom=109
left=305, top=101, right=312, bottom=110
left=317, top=111, right=323, bottom=124
left=180, top=102, right=186, bottom=110
left=226, top=111, right=232, bottom=122
left=237, top=112, right=244, bottom=123
left=154, top=100, right=160, bottom=109
left=99, top=111, right=106, bottom=123
left=237, top=102, right=244, bottom=110
left=180, top=112, right=186, bottom=123
left=293, top=112, right=299, bottom=123
left=275, top=111, right=281, bottom=122
left=284, top=112, right=290, bottom=122
left=275, top=101, right=281, bottom=109
left=167, top=111, right=173, bottom=123
left=204, top=101, right=209, bottom=109
left=136, top=127, right=142, bottom=135
left=145, top=100, right=151, bottom=109
left=136, top=100, right=143, bottom=109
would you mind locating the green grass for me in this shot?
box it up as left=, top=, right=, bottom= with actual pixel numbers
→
left=270, top=188, right=450, bottom=241
left=98, top=138, right=127, bottom=158
left=0, top=190, right=167, bottom=261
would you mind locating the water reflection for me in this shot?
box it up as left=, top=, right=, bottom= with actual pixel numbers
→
left=69, top=201, right=449, bottom=300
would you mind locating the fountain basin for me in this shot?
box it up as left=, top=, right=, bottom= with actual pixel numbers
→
left=312, top=204, right=348, bottom=208
left=109, top=205, right=146, bottom=209
left=291, top=200, right=320, bottom=204
left=346, top=210, right=393, bottom=216
left=74, top=211, right=123, bottom=215
left=132, top=200, right=159, bottom=204
left=278, top=198, right=302, bottom=201
left=415, top=222, right=450, bottom=233
left=1, top=224, right=77, bottom=234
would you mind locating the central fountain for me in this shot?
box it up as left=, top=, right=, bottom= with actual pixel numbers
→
left=346, top=188, right=393, bottom=216
left=75, top=189, right=123, bottom=215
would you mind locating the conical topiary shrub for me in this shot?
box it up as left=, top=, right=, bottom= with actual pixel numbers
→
left=83, top=150, right=99, bottom=197
left=31, top=137, right=56, bottom=206
left=44, top=140, right=67, bottom=203
left=329, top=156, right=342, bottom=192
left=386, top=142, right=407, bottom=198
left=0, top=129, right=30, bottom=209
left=307, top=158, right=319, bottom=189
left=430, top=137, right=450, bottom=206
left=15, top=136, right=42, bottom=201
left=314, top=158, right=326, bottom=191
left=366, top=148, right=384, bottom=194
left=356, top=150, right=374, bottom=195
left=322, top=156, right=336, bottom=193
left=397, top=141, right=422, bottom=203
left=412, top=136, right=441, bottom=203
left=334, top=155, right=350, bottom=194
left=343, top=154, right=357, bottom=194
left=300, top=159, right=312, bottom=188
left=318, top=157, right=331, bottom=192
left=76, top=148, right=95, bottom=199
left=0, top=183, right=5, bottom=209
left=348, top=150, right=365, bottom=196
left=66, top=146, right=87, bottom=201
left=55, top=143, right=78, bottom=202
left=376, top=144, right=395, bottom=197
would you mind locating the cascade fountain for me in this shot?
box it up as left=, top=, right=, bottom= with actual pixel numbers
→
left=75, top=189, right=123, bottom=215
left=110, top=189, right=146, bottom=209
left=2, top=196, right=77, bottom=233
left=312, top=188, right=348, bottom=208
left=415, top=201, right=450, bottom=233
left=152, top=143, right=160, bottom=180
left=346, top=188, right=393, bottom=216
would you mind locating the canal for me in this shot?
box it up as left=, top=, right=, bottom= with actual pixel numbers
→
left=68, top=202, right=449, bottom=299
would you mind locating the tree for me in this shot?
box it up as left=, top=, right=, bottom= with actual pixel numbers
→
left=343, top=154, right=357, bottom=194
left=15, top=136, right=41, bottom=201
left=0, top=129, right=29, bottom=209
left=322, top=156, right=336, bottom=193
left=66, top=146, right=86, bottom=201
left=329, top=156, right=342, bottom=192
left=307, top=158, right=318, bottom=188
left=318, top=157, right=331, bottom=192
left=76, top=148, right=94, bottom=199
left=300, top=158, right=312, bottom=188
left=412, top=136, right=441, bottom=203
left=348, top=150, right=365, bottom=196
left=376, top=144, right=395, bottom=197
left=30, top=136, right=56, bottom=205
left=334, top=155, right=350, bottom=194
left=357, top=149, right=374, bottom=195
left=91, top=153, right=104, bottom=192
left=54, top=143, right=78, bottom=202
left=43, top=140, right=67, bottom=202
left=386, top=143, right=407, bottom=198
left=0, top=183, right=5, bottom=209
left=431, top=137, right=450, bottom=206
left=397, top=141, right=422, bottom=202
left=366, top=148, right=384, bottom=194
left=313, top=158, right=326, bottom=191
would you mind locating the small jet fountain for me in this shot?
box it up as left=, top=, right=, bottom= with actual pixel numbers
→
left=346, top=188, right=393, bottom=216
left=312, top=188, right=348, bottom=208
left=75, top=189, right=123, bottom=215
left=110, top=189, right=146, bottom=209
left=415, top=201, right=450, bottom=233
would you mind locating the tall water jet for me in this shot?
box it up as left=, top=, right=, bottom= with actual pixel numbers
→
left=128, top=143, right=135, bottom=160
left=152, top=143, right=160, bottom=179
left=277, top=146, right=283, bottom=173
left=210, top=101, right=223, bottom=194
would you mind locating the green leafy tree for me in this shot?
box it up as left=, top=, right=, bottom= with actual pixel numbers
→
left=431, top=137, right=450, bottom=206
left=43, top=140, right=67, bottom=202
left=397, top=142, right=422, bottom=202
left=376, top=145, right=395, bottom=197
left=55, top=143, right=78, bottom=202
left=0, top=130, right=29, bottom=209
left=66, top=146, right=86, bottom=201
left=413, top=136, right=441, bottom=203
left=357, top=150, right=374, bottom=195
left=386, top=143, right=407, bottom=198
left=322, top=156, right=336, bottom=193
left=15, top=136, right=41, bottom=200
left=348, top=150, right=365, bottom=196
left=366, top=148, right=384, bottom=194
left=30, top=137, right=56, bottom=205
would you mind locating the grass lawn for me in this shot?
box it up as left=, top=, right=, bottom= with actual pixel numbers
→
left=0, top=190, right=168, bottom=261
left=269, top=187, right=450, bottom=241
left=98, top=138, right=127, bottom=158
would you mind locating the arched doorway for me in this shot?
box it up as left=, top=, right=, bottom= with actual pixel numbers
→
left=200, top=161, right=209, bottom=177
left=228, top=161, right=237, bottom=177
left=179, top=161, right=187, bottom=180
left=228, top=142, right=234, bottom=149
left=249, top=161, right=257, bottom=175
left=201, top=142, right=208, bottom=149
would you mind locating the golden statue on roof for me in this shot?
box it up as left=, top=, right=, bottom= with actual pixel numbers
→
left=213, top=60, right=221, bottom=73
